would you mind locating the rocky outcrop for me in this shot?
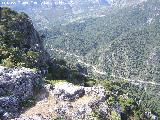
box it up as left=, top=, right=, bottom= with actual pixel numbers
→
left=11, top=13, right=49, bottom=71
left=0, top=7, right=49, bottom=72
left=50, top=82, right=85, bottom=101
left=0, top=66, right=43, bottom=119
left=16, top=82, right=108, bottom=120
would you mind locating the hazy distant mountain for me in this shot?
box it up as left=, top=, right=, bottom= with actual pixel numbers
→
left=0, top=0, right=149, bottom=29
left=0, top=0, right=110, bottom=11
left=0, top=0, right=112, bottom=29
left=112, top=0, right=148, bottom=7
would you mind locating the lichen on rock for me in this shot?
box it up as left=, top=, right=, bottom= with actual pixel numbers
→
left=15, top=82, right=109, bottom=120
left=0, top=66, right=43, bottom=119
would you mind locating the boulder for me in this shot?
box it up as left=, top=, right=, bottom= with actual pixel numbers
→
left=51, top=82, right=85, bottom=101
left=51, top=82, right=107, bottom=119
left=0, top=66, right=43, bottom=119
left=0, top=96, right=19, bottom=113
left=99, top=103, right=109, bottom=119
left=12, top=82, right=108, bottom=120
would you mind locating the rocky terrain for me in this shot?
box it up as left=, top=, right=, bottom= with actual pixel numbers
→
left=0, top=7, right=49, bottom=70
left=0, top=7, right=112, bottom=120
left=14, top=82, right=108, bottom=120
left=0, top=66, right=42, bottom=120
left=0, top=7, right=47, bottom=119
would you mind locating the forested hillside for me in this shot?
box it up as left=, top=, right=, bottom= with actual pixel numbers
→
left=42, top=0, right=160, bottom=117
left=0, top=7, right=47, bottom=69
left=44, top=0, right=160, bottom=83
left=1, top=0, right=160, bottom=119
left=0, top=0, right=111, bottom=29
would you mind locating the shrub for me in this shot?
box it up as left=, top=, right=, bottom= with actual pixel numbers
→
left=2, top=57, right=15, bottom=67
left=27, top=51, right=39, bottom=59
left=111, top=110, right=121, bottom=120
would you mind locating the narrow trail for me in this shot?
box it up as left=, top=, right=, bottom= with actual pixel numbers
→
left=111, top=75, right=160, bottom=86
left=50, top=47, right=107, bottom=75
left=48, top=47, right=160, bottom=86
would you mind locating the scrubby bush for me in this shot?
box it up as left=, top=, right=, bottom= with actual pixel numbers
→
left=0, top=7, right=43, bottom=69
left=111, top=110, right=121, bottom=120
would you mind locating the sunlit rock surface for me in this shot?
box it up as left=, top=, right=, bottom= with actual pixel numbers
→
left=0, top=66, right=42, bottom=119
left=15, top=82, right=108, bottom=120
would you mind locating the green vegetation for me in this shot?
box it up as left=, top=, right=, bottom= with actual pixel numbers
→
left=1, top=3, right=160, bottom=119
left=45, top=80, right=68, bottom=85
left=45, top=59, right=88, bottom=85
left=54, top=117, right=65, bottom=120
left=111, top=110, right=121, bottom=120
left=44, top=0, right=160, bottom=84
left=41, top=0, right=160, bottom=118
left=99, top=80, right=160, bottom=119
left=0, top=7, right=42, bottom=69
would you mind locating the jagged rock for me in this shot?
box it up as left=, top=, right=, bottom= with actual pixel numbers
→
left=0, top=66, right=43, bottom=119
left=2, top=112, right=13, bottom=120
left=0, top=96, right=19, bottom=113
left=0, top=108, right=5, bottom=118
left=44, top=84, right=55, bottom=92
left=51, top=82, right=107, bottom=119
left=51, top=82, right=85, bottom=101
left=99, top=103, right=109, bottom=119
left=0, top=88, right=5, bottom=97
left=14, top=114, right=51, bottom=120
left=0, top=66, right=42, bottom=101
left=13, top=82, right=108, bottom=120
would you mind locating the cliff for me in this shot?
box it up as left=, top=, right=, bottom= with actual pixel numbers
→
left=0, top=7, right=48, bottom=70
left=0, top=7, right=46, bottom=119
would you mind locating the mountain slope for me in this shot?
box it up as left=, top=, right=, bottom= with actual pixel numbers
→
left=0, top=7, right=46, bottom=119
left=1, top=4, right=160, bottom=119
left=42, top=1, right=160, bottom=116
left=44, top=0, right=160, bottom=83
left=0, top=0, right=111, bottom=29
left=0, top=7, right=48, bottom=69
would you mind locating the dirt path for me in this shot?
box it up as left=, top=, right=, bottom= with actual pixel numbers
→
left=19, top=86, right=95, bottom=119
left=19, top=88, right=58, bottom=119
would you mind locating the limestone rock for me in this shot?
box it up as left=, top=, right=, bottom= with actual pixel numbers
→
left=13, top=82, right=108, bottom=120
left=0, top=66, right=43, bottom=119
left=50, top=82, right=107, bottom=119
left=51, top=82, right=85, bottom=101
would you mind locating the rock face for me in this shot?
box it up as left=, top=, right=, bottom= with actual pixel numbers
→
left=50, top=82, right=107, bottom=119
left=51, top=83, right=85, bottom=101
left=0, top=7, right=49, bottom=72
left=0, top=66, right=42, bottom=119
left=16, top=82, right=108, bottom=120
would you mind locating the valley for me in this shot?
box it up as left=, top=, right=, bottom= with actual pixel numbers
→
left=0, top=0, right=160, bottom=119
left=50, top=47, right=160, bottom=86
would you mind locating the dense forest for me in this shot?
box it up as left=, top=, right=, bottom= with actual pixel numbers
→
left=43, top=0, right=160, bottom=83
left=40, top=0, right=160, bottom=118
